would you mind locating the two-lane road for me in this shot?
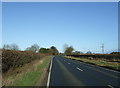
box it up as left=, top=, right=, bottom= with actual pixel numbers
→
left=49, top=56, right=119, bottom=87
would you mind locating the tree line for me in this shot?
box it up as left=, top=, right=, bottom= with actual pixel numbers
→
left=2, top=43, right=119, bottom=55
left=2, top=43, right=78, bottom=55
left=2, top=44, right=59, bottom=55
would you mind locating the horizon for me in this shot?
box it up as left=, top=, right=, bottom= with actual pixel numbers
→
left=2, top=2, right=118, bottom=53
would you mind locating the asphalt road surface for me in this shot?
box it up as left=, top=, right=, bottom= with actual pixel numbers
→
left=49, top=56, right=119, bottom=87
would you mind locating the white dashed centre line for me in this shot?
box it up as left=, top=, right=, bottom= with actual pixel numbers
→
left=68, top=62, right=70, bottom=64
left=108, top=85, right=114, bottom=88
left=76, top=67, right=83, bottom=71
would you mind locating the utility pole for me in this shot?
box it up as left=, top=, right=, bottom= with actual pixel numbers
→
left=101, top=43, right=104, bottom=54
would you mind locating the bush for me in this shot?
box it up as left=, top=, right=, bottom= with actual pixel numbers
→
left=2, top=50, right=45, bottom=73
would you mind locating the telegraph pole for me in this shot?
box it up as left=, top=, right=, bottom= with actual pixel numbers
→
left=101, top=43, right=104, bottom=54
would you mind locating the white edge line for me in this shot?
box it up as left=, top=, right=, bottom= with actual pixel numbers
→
left=46, top=57, right=53, bottom=88
left=75, top=60, right=120, bottom=73
left=84, top=62, right=120, bottom=73
left=66, top=56, right=120, bottom=73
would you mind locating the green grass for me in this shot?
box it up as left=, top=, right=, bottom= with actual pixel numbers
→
left=15, top=56, right=53, bottom=86
left=64, top=56, right=119, bottom=71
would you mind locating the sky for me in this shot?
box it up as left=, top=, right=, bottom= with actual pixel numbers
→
left=2, top=2, right=118, bottom=53
left=2, top=0, right=120, bottom=2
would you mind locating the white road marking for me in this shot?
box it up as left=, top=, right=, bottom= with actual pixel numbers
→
left=46, top=58, right=53, bottom=88
left=98, top=66, right=120, bottom=73
left=76, top=67, right=83, bottom=71
left=108, top=85, right=114, bottom=88
left=68, top=62, right=70, bottom=64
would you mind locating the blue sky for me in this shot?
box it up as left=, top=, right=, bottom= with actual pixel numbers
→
left=2, top=2, right=118, bottom=53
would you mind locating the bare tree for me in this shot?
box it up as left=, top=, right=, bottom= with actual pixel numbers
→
left=63, top=44, right=68, bottom=52
left=25, top=44, right=40, bottom=52
left=3, top=44, right=11, bottom=50
left=10, top=43, right=19, bottom=50
left=3, top=44, right=19, bottom=50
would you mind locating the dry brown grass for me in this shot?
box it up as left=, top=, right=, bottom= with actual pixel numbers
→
left=2, top=56, right=50, bottom=86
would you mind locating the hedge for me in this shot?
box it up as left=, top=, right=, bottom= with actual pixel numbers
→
left=68, top=54, right=120, bottom=61
left=2, top=50, right=45, bottom=73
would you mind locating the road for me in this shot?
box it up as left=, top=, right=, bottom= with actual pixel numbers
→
left=48, top=56, right=120, bottom=87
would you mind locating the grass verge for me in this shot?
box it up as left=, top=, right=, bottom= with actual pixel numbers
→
left=64, top=56, right=120, bottom=71
left=15, top=56, right=53, bottom=86
left=3, top=56, right=53, bottom=86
